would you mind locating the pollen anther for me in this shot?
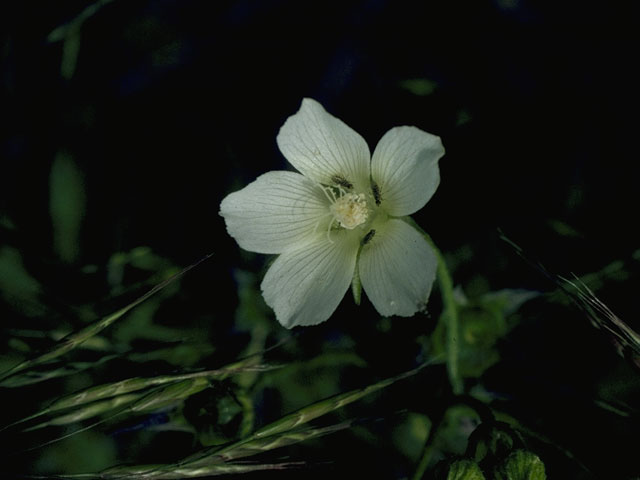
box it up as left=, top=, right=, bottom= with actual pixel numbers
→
left=330, top=192, right=368, bottom=229
left=317, top=185, right=370, bottom=242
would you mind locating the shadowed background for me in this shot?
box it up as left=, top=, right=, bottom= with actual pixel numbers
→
left=1, top=0, right=639, bottom=478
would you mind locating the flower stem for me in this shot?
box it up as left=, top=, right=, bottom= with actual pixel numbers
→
left=402, top=217, right=462, bottom=395
left=411, top=425, right=436, bottom=480
left=422, top=231, right=463, bottom=395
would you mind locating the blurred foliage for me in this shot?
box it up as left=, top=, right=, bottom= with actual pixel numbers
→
left=432, top=288, right=536, bottom=380
left=399, top=78, right=438, bottom=97
left=50, top=151, right=86, bottom=264
left=0, top=247, right=43, bottom=316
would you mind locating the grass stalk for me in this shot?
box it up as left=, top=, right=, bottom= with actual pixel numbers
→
left=0, top=254, right=212, bottom=385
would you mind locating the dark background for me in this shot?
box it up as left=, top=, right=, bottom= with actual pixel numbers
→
left=1, top=0, right=639, bottom=478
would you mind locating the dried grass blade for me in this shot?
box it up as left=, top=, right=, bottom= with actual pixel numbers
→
left=51, top=363, right=272, bottom=413
left=23, top=393, right=143, bottom=431
left=93, top=461, right=305, bottom=479
left=127, top=377, right=210, bottom=413
left=0, top=254, right=212, bottom=384
left=180, top=364, right=429, bottom=468
left=250, top=364, right=424, bottom=439
left=4, top=363, right=275, bottom=432
left=12, top=378, right=213, bottom=453
left=184, top=421, right=353, bottom=467
left=0, top=355, right=119, bottom=388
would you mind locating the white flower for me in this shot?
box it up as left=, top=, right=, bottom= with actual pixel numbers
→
left=219, top=98, right=444, bottom=328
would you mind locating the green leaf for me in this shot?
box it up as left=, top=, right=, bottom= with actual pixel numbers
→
left=47, top=0, right=115, bottom=43
left=494, top=450, right=546, bottom=480
left=438, top=405, right=482, bottom=456
left=400, top=78, right=438, bottom=96
left=392, top=413, right=432, bottom=462
left=60, top=31, right=81, bottom=79
left=35, top=430, right=117, bottom=474
left=431, top=287, right=536, bottom=380
left=468, top=422, right=520, bottom=464
left=481, top=288, right=539, bottom=316
left=446, top=459, right=486, bottom=480
left=0, top=247, right=43, bottom=315
left=50, top=151, right=86, bottom=263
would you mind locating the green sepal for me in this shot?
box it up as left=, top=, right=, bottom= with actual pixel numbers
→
left=351, top=246, right=363, bottom=305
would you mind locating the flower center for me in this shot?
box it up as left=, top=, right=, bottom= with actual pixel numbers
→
left=330, top=192, right=368, bottom=229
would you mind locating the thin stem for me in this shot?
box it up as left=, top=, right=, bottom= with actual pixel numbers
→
left=411, top=424, right=436, bottom=480
left=424, top=231, right=463, bottom=395
left=402, top=218, right=462, bottom=395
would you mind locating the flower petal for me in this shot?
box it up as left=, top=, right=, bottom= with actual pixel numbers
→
left=277, top=98, right=371, bottom=190
left=371, top=126, right=444, bottom=216
left=219, top=171, right=329, bottom=254
left=359, top=218, right=437, bottom=317
left=261, top=231, right=360, bottom=328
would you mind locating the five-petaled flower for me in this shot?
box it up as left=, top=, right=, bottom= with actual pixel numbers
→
left=220, top=98, right=444, bottom=328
